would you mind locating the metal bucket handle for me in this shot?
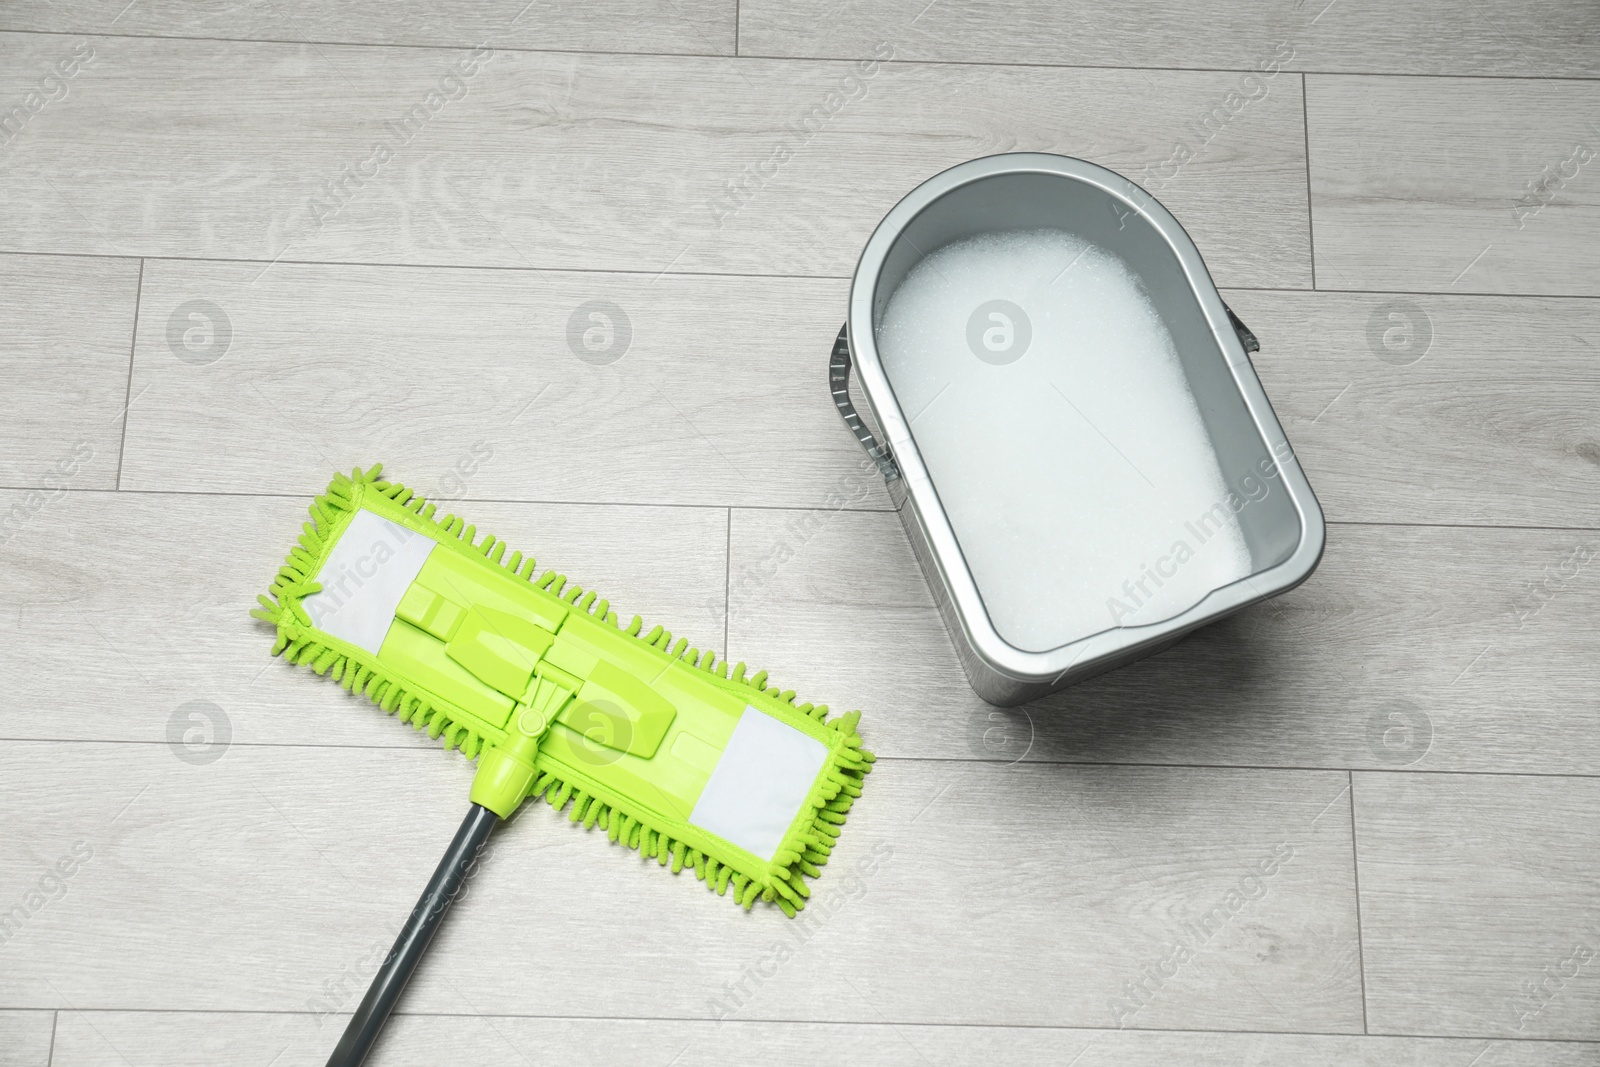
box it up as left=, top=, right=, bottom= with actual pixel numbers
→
left=828, top=324, right=900, bottom=482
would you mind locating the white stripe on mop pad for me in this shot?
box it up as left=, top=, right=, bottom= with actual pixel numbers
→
left=302, top=509, right=436, bottom=655
left=689, top=706, right=828, bottom=862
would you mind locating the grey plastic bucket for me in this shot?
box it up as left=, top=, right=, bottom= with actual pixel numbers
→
left=830, top=153, right=1325, bottom=706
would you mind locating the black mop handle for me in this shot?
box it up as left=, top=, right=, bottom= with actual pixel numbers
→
left=326, top=803, right=499, bottom=1067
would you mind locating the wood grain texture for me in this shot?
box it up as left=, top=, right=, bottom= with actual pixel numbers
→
left=47, top=1012, right=1600, bottom=1067
left=740, top=0, right=1600, bottom=79
left=5, top=3, right=1600, bottom=1054
left=1225, top=289, right=1600, bottom=527
left=0, top=32, right=1311, bottom=288
left=1308, top=75, right=1600, bottom=296
left=0, top=1011, right=53, bottom=1067
left=0, top=489, right=727, bottom=747
left=0, top=254, right=139, bottom=493
left=1355, top=772, right=1600, bottom=1041
left=0, top=0, right=737, bottom=56
left=118, top=259, right=880, bottom=508
left=727, top=509, right=1600, bottom=774
left=0, top=742, right=1362, bottom=1033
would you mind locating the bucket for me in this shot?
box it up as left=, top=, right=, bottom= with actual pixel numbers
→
left=832, top=153, right=1325, bottom=706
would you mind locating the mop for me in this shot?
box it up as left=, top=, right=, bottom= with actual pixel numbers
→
left=253, top=465, right=873, bottom=1065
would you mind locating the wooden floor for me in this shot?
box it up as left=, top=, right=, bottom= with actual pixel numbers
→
left=2, top=2, right=1599, bottom=1064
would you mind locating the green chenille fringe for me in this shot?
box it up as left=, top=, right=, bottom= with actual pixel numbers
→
left=251, top=464, right=874, bottom=916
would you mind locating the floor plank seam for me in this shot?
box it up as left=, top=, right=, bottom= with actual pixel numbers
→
left=111, top=258, right=144, bottom=492
left=1348, top=770, right=1370, bottom=1034
left=0, top=485, right=906, bottom=515
left=0, top=248, right=857, bottom=283
left=2, top=485, right=1596, bottom=536
left=722, top=506, right=732, bottom=654
left=14, top=1005, right=1600, bottom=1044
left=11, top=247, right=1600, bottom=303
left=8, top=737, right=1600, bottom=782
left=0, top=27, right=741, bottom=62
left=0, top=26, right=1597, bottom=84
left=1301, top=73, right=1317, bottom=292
left=1256, top=286, right=1600, bottom=301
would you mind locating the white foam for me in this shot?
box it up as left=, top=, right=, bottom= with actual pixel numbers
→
left=875, top=228, right=1252, bottom=652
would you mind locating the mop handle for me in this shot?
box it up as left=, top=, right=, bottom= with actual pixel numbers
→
left=326, top=803, right=499, bottom=1067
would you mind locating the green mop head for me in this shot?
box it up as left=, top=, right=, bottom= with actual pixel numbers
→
left=253, top=465, right=873, bottom=915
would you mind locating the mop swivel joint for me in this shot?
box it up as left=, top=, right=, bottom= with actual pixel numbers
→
left=470, top=677, right=571, bottom=819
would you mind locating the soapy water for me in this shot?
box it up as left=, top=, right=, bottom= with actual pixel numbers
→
left=875, top=228, right=1252, bottom=653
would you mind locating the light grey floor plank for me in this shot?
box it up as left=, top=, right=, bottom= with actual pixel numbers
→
left=0, top=489, right=726, bottom=747
left=114, top=265, right=1600, bottom=523
left=1308, top=75, right=1600, bottom=296
left=0, top=33, right=1311, bottom=288
left=1355, top=772, right=1600, bottom=1041
left=727, top=510, right=1600, bottom=775
left=0, top=254, right=139, bottom=493
left=0, top=741, right=1362, bottom=1033
left=0, top=1011, right=54, bottom=1067
left=118, top=259, right=876, bottom=508
left=740, top=0, right=1600, bottom=80
left=1225, top=289, right=1600, bottom=528
left=1, top=0, right=737, bottom=56
left=47, top=1012, right=1600, bottom=1067
left=16, top=483, right=1600, bottom=777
